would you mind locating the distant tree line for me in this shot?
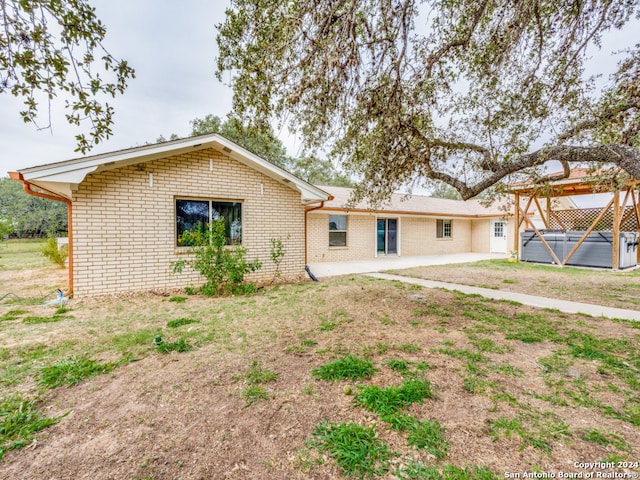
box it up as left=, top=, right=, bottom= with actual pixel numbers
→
left=0, top=178, right=67, bottom=238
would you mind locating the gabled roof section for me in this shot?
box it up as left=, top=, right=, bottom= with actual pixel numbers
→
left=313, top=186, right=507, bottom=218
left=12, top=133, right=331, bottom=204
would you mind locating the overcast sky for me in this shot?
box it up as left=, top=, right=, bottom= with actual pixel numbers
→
left=0, top=0, right=245, bottom=175
left=0, top=0, right=636, bottom=198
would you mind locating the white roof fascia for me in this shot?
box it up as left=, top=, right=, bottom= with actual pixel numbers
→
left=17, top=134, right=330, bottom=204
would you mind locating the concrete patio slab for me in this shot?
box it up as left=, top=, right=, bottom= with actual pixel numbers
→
left=307, top=252, right=506, bottom=277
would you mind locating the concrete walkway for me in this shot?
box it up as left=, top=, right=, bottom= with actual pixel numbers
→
left=368, top=273, right=640, bottom=322
left=306, top=253, right=640, bottom=321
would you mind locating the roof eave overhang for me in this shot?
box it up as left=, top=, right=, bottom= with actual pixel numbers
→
left=309, top=206, right=510, bottom=219
left=14, top=134, right=330, bottom=204
left=510, top=177, right=639, bottom=197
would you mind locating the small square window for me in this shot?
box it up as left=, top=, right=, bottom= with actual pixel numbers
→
left=436, top=219, right=452, bottom=238
left=329, top=215, right=347, bottom=247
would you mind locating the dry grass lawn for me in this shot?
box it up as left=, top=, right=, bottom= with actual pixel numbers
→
left=391, top=259, right=640, bottom=311
left=0, top=246, right=639, bottom=479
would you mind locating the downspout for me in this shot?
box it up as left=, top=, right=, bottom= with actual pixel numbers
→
left=8, top=172, right=74, bottom=296
left=304, top=196, right=334, bottom=264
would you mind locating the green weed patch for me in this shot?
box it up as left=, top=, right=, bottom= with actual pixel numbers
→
left=487, top=414, right=571, bottom=453
left=310, top=421, right=393, bottom=478
left=168, top=296, right=187, bottom=303
left=579, top=428, right=631, bottom=452
left=396, top=461, right=499, bottom=480
left=0, top=395, right=66, bottom=460
left=39, top=355, right=132, bottom=388
left=166, top=318, right=199, bottom=328
left=243, top=385, right=269, bottom=406
left=153, top=335, right=192, bottom=353
left=312, top=355, right=376, bottom=381
left=355, top=378, right=432, bottom=416
left=385, top=414, right=449, bottom=458
left=245, top=360, right=279, bottom=385
left=0, top=309, right=29, bottom=322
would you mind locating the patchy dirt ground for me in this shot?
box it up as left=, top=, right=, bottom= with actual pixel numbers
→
left=392, top=259, right=640, bottom=311
left=0, top=265, right=639, bottom=480
left=0, top=266, right=67, bottom=301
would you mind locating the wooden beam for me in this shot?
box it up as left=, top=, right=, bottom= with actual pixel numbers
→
left=634, top=190, right=640, bottom=263
left=613, top=191, right=620, bottom=270
left=534, top=197, right=549, bottom=228
left=562, top=196, right=615, bottom=266
left=518, top=196, right=534, bottom=229
left=520, top=207, right=563, bottom=265
left=514, top=193, right=520, bottom=253
left=619, top=188, right=635, bottom=229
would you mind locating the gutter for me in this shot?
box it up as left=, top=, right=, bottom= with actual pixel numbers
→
left=8, top=172, right=74, bottom=296
left=304, top=196, right=334, bottom=264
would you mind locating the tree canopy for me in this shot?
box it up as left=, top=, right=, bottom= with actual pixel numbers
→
left=0, top=0, right=134, bottom=153
left=190, top=114, right=289, bottom=168
left=159, top=113, right=352, bottom=186
left=0, top=177, right=67, bottom=237
left=216, top=0, right=640, bottom=201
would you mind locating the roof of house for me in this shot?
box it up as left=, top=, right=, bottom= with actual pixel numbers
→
left=10, top=133, right=330, bottom=204
left=312, top=185, right=508, bottom=218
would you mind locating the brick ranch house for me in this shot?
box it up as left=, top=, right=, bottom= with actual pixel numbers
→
left=10, top=134, right=512, bottom=297
left=307, top=185, right=513, bottom=262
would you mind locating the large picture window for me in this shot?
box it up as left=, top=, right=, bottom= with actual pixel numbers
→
left=329, top=215, right=347, bottom=247
left=176, top=199, right=242, bottom=245
left=436, top=219, right=452, bottom=239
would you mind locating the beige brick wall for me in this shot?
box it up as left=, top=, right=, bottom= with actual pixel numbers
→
left=307, top=213, right=376, bottom=261
left=72, top=148, right=306, bottom=296
left=471, top=218, right=514, bottom=253
left=471, top=219, right=490, bottom=253
left=401, top=217, right=472, bottom=255
left=308, top=213, right=479, bottom=261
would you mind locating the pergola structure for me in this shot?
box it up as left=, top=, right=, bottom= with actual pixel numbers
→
left=511, top=169, right=640, bottom=270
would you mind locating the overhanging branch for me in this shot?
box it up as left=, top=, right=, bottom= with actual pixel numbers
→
left=424, top=144, right=640, bottom=200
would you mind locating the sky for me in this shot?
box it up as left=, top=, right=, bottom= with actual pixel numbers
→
left=0, top=0, right=636, bottom=208
left=0, top=0, right=247, bottom=175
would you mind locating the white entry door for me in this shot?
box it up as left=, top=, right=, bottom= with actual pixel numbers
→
left=490, top=221, right=507, bottom=253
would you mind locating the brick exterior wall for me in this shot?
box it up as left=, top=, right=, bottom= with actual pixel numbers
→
left=307, top=212, right=494, bottom=261
left=471, top=219, right=491, bottom=253
left=72, top=148, right=305, bottom=296
left=401, top=217, right=472, bottom=255
left=471, top=218, right=514, bottom=253
left=307, top=213, right=376, bottom=261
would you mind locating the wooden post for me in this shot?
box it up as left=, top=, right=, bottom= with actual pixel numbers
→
left=562, top=196, right=615, bottom=266
left=534, top=197, right=549, bottom=228
left=633, top=189, right=640, bottom=263
left=518, top=196, right=534, bottom=229
left=514, top=193, right=520, bottom=254
left=546, top=196, right=551, bottom=228
left=620, top=188, right=636, bottom=228
left=520, top=207, right=563, bottom=265
left=613, top=190, right=620, bottom=270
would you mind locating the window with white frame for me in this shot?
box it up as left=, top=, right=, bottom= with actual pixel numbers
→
left=329, top=215, right=347, bottom=246
left=176, top=199, right=242, bottom=246
left=436, top=219, right=452, bottom=238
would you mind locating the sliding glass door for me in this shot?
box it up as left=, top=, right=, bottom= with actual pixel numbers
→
left=377, top=218, right=398, bottom=255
